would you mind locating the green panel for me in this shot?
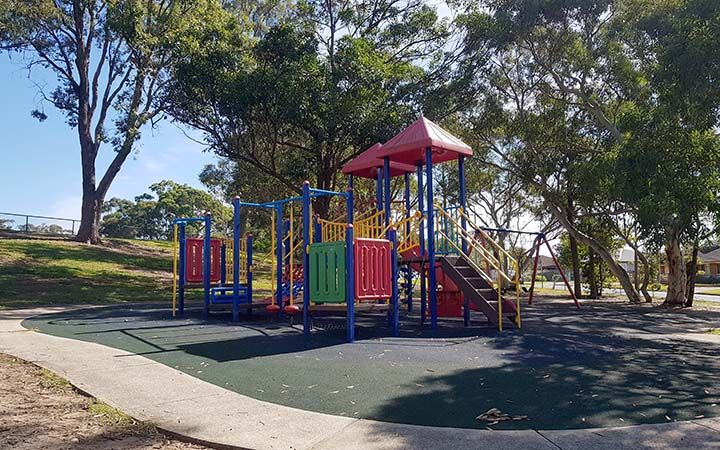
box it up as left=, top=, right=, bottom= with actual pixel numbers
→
left=309, top=241, right=346, bottom=303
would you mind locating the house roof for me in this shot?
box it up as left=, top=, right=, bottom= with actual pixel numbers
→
left=537, top=255, right=558, bottom=269
left=376, top=116, right=473, bottom=166
left=617, top=248, right=635, bottom=263
left=342, top=143, right=416, bottom=179
left=700, top=247, right=720, bottom=263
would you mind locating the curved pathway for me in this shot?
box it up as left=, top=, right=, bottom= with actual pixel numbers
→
left=2, top=307, right=720, bottom=450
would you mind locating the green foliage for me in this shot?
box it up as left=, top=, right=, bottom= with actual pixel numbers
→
left=166, top=0, right=445, bottom=215
left=100, top=181, right=231, bottom=239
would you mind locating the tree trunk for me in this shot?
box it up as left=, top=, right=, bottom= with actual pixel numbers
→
left=587, top=248, right=599, bottom=298
left=76, top=193, right=102, bottom=244
left=685, top=240, right=699, bottom=307
left=637, top=249, right=653, bottom=303
left=546, top=200, right=642, bottom=303
left=569, top=234, right=583, bottom=298
left=664, top=230, right=687, bottom=306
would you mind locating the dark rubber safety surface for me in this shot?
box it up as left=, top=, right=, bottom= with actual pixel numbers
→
left=23, top=299, right=720, bottom=430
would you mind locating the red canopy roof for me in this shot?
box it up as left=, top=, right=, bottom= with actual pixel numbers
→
left=376, top=116, right=472, bottom=165
left=342, top=143, right=416, bottom=179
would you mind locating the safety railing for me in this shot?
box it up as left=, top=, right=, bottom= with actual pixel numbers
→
left=318, top=216, right=347, bottom=242
left=355, top=210, right=385, bottom=239
left=318, top=209, right=387, bottom=242
left=384, top=211, right=423, bottom=253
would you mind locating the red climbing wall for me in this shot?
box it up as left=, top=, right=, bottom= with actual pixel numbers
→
left=185, top=238, right=221, bottom=283
left=354, top=238, right=392, bottom=300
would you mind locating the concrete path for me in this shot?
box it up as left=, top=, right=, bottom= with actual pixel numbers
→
left=2, top=307, right=720, bottom=450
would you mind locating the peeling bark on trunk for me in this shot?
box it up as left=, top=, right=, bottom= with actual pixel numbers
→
left=664, top=231, right=687, bottom=306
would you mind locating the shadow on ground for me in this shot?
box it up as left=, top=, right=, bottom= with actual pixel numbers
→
left=21, top=299, right=720, bottom=431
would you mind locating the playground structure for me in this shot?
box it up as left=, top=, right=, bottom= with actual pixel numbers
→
left=171, top=116, right=578, bottom=342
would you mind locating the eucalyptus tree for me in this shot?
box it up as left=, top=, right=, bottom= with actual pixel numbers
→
left=0, top=0, right=233, bottom=243
left=453, top=0, right=720, bottom=305
left=166, top=0, right=448, bottom=217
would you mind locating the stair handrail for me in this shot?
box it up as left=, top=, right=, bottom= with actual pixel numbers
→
left=435, top=205, right=513, bottom=284
left=434, top=226, right=496, bottom=287
left=455, top=206, right=522, bottom=329
left=436, top=206, right=522, bottom=330
left=454, top=207, right=519, bottom=272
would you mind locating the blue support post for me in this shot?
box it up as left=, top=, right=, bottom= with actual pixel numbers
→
left=459, top=156, right=470, bottom=327
left=348, top=174, right=354, bottom=191
left=388, top=228, right=400, bottom=336
left=232, top=198, right=241, bottom=322
left=404, top=172, right=412, bottom=313
left=302, top=181, right=311, bottom=338
left=275, top=205, right=284, bottom=317
left=376, top=168, right=383, bottom=211
left=346, top=224, right=355, bottom=343
left=220, top=242, right=227, bottom=286
left=178, top=223, right=186, bottom=315
left=203, top=213, right=212, bottom=320
left=416, top=163, right=427, bottom=324
left=383, top=157, right=391, bottom=227
left=425, top=147, right=438, bottom=330
left=347, top=187, right=354, bottom=225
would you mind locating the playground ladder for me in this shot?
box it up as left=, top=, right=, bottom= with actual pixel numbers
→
left=432, top=205, right=522, bottom=329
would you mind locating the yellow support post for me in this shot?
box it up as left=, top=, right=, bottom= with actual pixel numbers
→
left=497, top=269, right=503, bottom=331
left=515, top=261, right=522, bottom=328
left=270, top=213, right=276, bottom=307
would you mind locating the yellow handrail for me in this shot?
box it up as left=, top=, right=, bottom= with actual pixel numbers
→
left=355, top=210, right=385, bottom=239
left=384, top=211, right=423, bottom=253
left=434, top=205, right=522, bottom=329
left=435, top=228, right=496, bottom=287
left=435, top=206, right=513, bottom=283
left=458, top=208, right=518, bottom=269
left=318, top=209, right=387, bottom=241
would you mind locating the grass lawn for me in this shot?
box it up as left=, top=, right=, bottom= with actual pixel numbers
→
left=0, top=237, right=274, bottom=310
left=700, top=288, right=720, bottom=296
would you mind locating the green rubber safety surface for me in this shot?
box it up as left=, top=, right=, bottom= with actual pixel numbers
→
left=23, top=300, right=720, bottom=430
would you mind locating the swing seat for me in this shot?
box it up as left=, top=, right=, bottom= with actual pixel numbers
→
left=284, top=305, right=301, bottom=315
left=266, top=304, right=281, bottom=314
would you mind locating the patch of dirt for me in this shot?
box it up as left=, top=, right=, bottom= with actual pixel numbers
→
left=103, top=239, right=171, bottom=258
left=0, top=353, right=209, bottom=450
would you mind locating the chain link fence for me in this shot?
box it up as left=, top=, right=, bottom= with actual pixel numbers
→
left=0, top=212, right=79, bottom=237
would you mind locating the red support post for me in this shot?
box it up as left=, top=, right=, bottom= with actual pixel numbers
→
left=528, top=236, right=542, bottom=305
left=543, top=236, right=580, bottom=309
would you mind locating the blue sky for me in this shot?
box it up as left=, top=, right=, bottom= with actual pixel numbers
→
left=0, top=57, right=218, bottom=220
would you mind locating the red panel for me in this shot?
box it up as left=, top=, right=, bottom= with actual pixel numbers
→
left=437, top=291, right=463, bottom=317
left=354, top=238, right=392, bottom=299
left=185, top=238, right=221, bottom=283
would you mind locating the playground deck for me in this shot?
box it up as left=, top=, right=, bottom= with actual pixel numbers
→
left=21, top=298, right=720, bottom=432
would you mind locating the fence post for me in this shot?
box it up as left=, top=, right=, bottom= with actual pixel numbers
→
left=25, top=216, right=29, bottom=233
